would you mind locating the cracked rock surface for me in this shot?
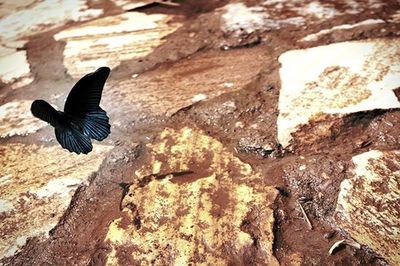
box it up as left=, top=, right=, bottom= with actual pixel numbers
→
left=0, top=0, right=400, bottom=265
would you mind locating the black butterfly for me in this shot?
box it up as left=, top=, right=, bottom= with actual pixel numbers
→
left=31, top=67, right=111, bottom=154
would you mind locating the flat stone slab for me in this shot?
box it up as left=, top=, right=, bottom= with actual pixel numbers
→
left=277, top=38, right=400, bottom=148
left=301, top=19, right=385, bottom=42
left=104, top=127, right=278, bottom=265
left=220, top=0, right=386, bottom=37
left=54, top=12, right=182, bottom=78
left=0, top=0, right=102, bottom=88
left=0, top=0, right=102, bottom=42
left=335, top=150, right=400, bottom=265
left=0, top=143, right=113, bottom=260
left=0, top=42, right=33, bottom=88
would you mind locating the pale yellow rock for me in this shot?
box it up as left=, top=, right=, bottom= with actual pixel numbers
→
left=105, top=127, right=278, bottom=265
left=54, top=12, right=182, bottom=78
left=277, top=38, right=400, bottom=148
left=0, top=143, right=113, bottom=259
left=335, top=150, right=400, bottom=265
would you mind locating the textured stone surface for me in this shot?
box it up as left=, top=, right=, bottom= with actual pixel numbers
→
left=1, top=0, right=399, bottom=264
left=0, top=42, right=32, bottom=88
left=0, top=0, right=102, bottom=88
left=335, top=150, right=400, bottom=265
left=301, top=19, right=385, bottom=42
left=0, top=101, right=48, bottom=138
left=105, top=127, right=278, bottom=265
left=221, top=3, right=305, bottom=34
left=277, top=38, right=400, bottom=148
left=0, top=0, right=102, bottom=41
left=54, top=12, right=182, bottom=78
left=108, top=47, right=267, bottom=120
left=0, top=143, right=113, bottom=259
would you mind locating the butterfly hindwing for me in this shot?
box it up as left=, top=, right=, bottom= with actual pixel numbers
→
left=55, top=126, right=93, bottom=154
left=64, top=67, right=110, bottom=115
left=74, top=108, right=111, bottom=141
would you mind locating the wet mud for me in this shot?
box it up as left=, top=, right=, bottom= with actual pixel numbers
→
left=1, top=0, right=400, bottom=265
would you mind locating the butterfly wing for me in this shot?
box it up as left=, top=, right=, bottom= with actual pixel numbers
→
left=64, top=67, right=110, bottom=115
left=31, top=100, right=62, bottom=128
left=73, top=108, right=110, bottom=141
left=64, top=67, right=111, bottom=141
left=55, top=126, right=93, bottom=154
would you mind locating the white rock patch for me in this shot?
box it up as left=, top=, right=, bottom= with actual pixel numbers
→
left=301, top=19, right=385, bottom=42
left=0, top=0, right=102, bottom=41
left=54, top=12, right=182, bottom=78
left=296, top=1, right=339, bottom=19
left=0, top=199, right=14, bottom=213
left=221, top=3, right=305, bottom=34
left=0, top=101, right=49, bottom=138
left=34, top=177, right=85, bottom=199
left=0, top=42, right=33, bottom=89
left=277, top=38, right=400, bottom=148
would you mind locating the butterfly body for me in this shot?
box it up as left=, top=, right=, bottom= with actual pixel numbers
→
left=31, top=67, right=111, bottom=154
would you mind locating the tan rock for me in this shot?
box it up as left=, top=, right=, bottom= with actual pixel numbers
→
left=335, top=150, right=400, bottom=265
left=104, top=127, right=278, bottom=265
left=108, top=47, right=267, bottom=118
left=277, top=38, right=400, bottom=148
left=54, top=12, right=182, bottom=78
left=0, top=143, right=113, bottom=259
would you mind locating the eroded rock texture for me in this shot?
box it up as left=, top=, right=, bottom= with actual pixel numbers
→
left=105, top=127, right=278, bottom=265
left=1, top=0, right=400, bottom=265
left=335, top=150, right=400, bottom=265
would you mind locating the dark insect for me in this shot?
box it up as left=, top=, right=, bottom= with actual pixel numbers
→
left=31, top=67, right=111, bottom=154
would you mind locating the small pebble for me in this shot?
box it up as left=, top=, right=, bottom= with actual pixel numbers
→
left=323, top=231, right=336, bottom=239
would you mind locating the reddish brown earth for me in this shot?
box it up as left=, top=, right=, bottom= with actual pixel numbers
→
left=1, top=0, right=400, bottom=265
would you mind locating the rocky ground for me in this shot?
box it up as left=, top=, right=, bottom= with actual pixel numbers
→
left=0, top=0, right=399, bottom=265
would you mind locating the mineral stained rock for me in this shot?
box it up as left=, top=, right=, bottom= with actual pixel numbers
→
left=335, top=150, right=400, bottom=265
left=278, top=38, right=400, bottom=148
left=105, top=127, right=278, bottom=265
left=0, top=143, right=112, bottom=259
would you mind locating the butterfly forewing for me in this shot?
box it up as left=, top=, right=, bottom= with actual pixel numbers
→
left=64, top=67, right=110, bottom=115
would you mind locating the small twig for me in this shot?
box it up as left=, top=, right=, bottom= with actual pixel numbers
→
left=298, top=200, right=313, bottom=230
left=329, top=240, right=345, bottom=255
left=328, top=239, right=361, bottom=255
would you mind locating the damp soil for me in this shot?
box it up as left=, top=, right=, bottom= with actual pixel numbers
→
left=2, top=0, right=400, bottom=265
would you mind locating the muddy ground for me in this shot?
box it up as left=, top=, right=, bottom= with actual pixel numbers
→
left=1, top=0, right=400, bottom=265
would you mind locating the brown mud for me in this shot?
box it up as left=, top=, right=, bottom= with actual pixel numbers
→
left=1, top=0, right=400, bottom=265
